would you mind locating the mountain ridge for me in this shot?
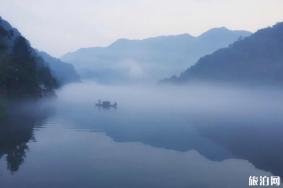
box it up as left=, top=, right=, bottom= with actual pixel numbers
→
left=62, top=28, right=251, bottom=83
left=0, top=17, right=57, bottom=97
left=63, top=28, right=250, bottom=57
left=38, top=51, right=80, bottom=85
left=0, top=17, right=80, bottom=97
left=166, top=21, right=283, bottom=86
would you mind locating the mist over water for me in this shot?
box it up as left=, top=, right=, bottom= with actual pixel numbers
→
left=1, top=1, right=283, bottom=187
left=1, top=82, right=283, bottom=188
left=57, top=81, right=283, bottom=119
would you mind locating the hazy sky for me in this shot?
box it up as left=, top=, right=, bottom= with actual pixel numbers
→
left=1, top=0, right=283, bottom=57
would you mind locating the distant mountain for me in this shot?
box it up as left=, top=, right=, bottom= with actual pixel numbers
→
left=0, top=17, right=57, bottom=97
left=38, top=51, right=80, bottom=85
left=166, top=22, right=283, bottom=86
left=62, top=28, right=251, bottom=83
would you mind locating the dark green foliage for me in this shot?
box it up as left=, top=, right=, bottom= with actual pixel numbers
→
left=0, top=17, right=58, bottom=98
left=0, top=101, right=4, bottom=119
left=0, top=31, right=7, bottom=51
left=0, top=36, right=58, bottom=97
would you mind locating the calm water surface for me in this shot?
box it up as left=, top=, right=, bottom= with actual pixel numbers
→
left=0, top=82, right=283, bottom=188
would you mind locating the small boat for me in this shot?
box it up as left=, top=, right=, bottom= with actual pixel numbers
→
left=96, top=100, right=117, bottom=109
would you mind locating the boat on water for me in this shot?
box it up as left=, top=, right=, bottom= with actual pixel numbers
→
left=96, top=100, right=117, bottom=109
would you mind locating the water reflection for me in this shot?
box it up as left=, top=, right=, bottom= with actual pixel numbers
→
left=53, top=83, right=283, bottom=179
left=0, top=101, right=53, bottom=173
left=0, top=125, right=273, bottom=188
left=0, top=83, right=282, bottom=188
left=61, top=108, right=283, bottom=178
left=194, top=116, right=283, bottom=178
